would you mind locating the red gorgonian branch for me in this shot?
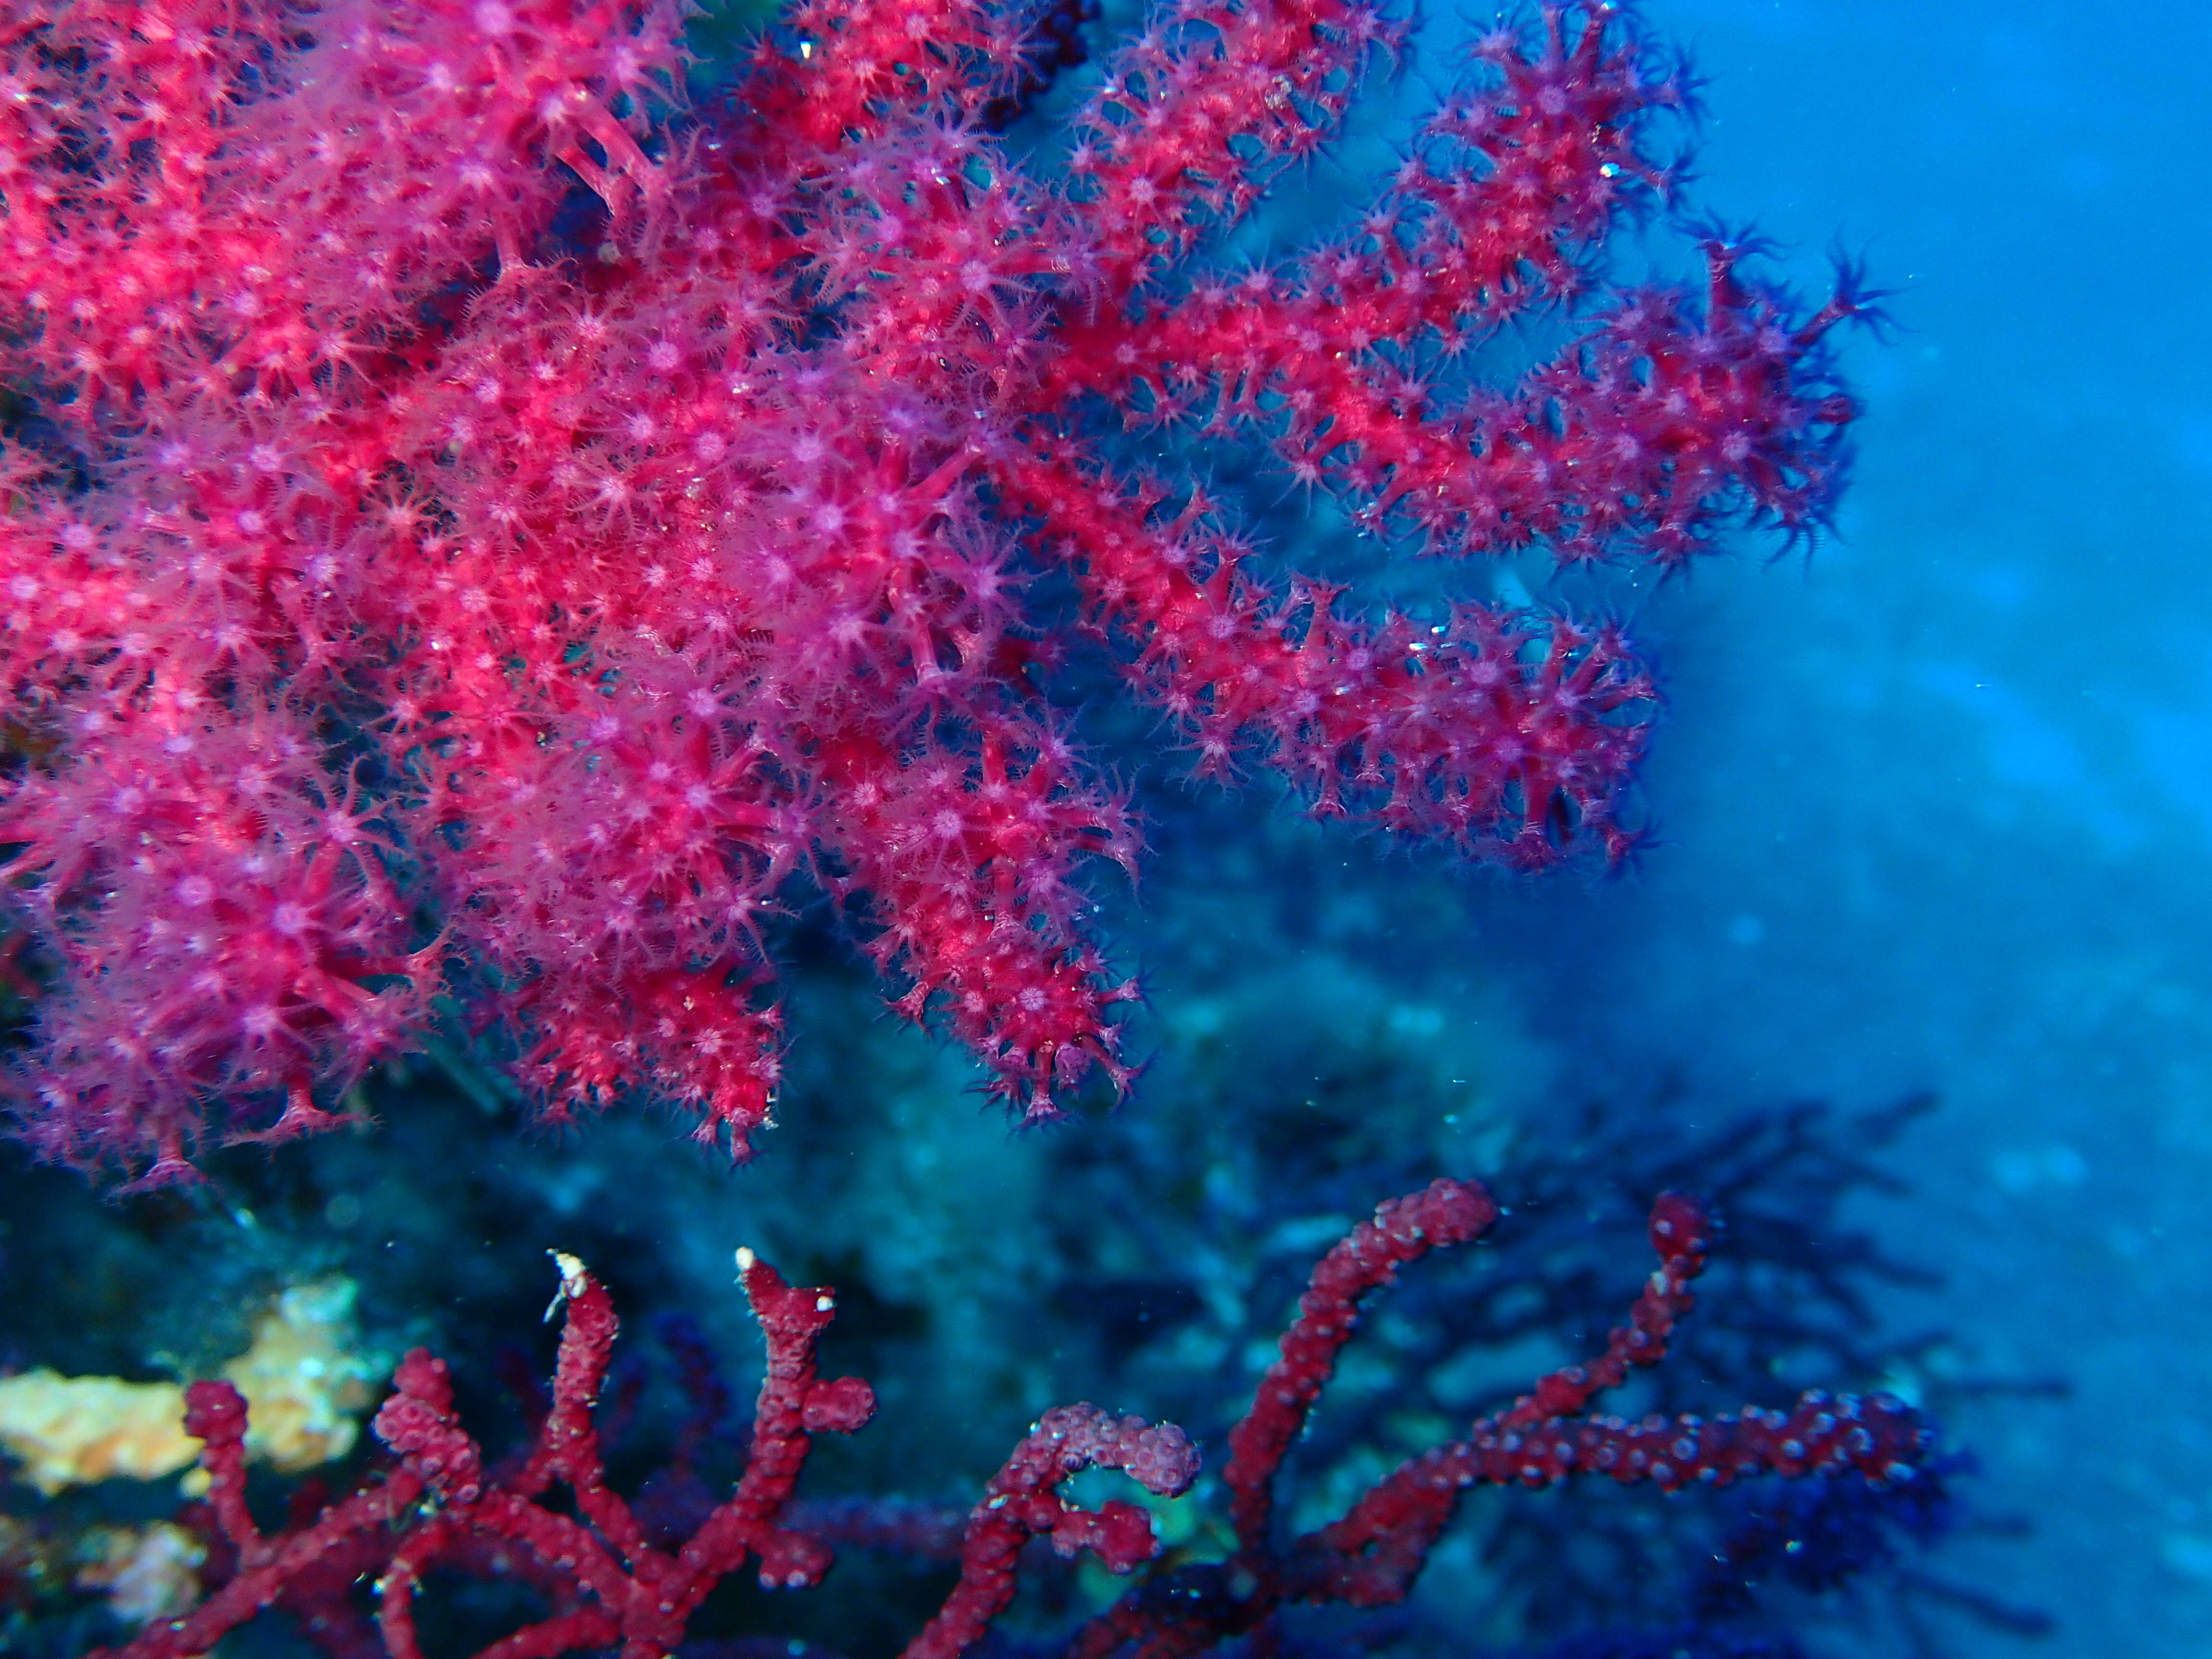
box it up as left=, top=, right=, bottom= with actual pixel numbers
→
left=92, top=1178, right=1932, bottom=1659
left=0, top=0, right=1875, bottom=1180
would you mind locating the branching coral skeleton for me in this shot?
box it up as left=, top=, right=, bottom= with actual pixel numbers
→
left=94, top=1180, right=1930, bottom=1659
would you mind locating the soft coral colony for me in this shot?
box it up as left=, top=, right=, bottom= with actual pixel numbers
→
left=92, top=1182, right=1934, bottom=1659
left=0, top=0, right=1868, bottom=1181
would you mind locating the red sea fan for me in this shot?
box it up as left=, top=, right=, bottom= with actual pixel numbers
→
left=89, top=1182, right=1930, bottom=1659
left=0, top=0, right=1868, bottom=1181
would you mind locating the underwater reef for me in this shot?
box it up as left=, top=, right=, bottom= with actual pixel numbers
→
left=0, top=0, right=2036, bottom=1656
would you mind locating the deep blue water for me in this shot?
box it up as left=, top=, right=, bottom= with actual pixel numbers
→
left=1521, top=2, right=2212, bottom=1650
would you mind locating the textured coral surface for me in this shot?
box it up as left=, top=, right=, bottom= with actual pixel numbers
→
left=0, top=0, right=1863, bottom=1179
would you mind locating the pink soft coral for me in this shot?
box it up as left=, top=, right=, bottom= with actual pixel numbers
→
left=0, top=0, right=1865, bottom=1181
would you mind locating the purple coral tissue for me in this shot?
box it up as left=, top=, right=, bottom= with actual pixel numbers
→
left=0, top=0, right=1871, bottom=1180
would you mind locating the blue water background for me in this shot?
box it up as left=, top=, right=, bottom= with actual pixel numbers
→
left=1487, top=1, right=2212, bottom=1649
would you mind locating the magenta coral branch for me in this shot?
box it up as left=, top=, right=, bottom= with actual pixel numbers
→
left=1057, top=245, right=1852, bottom=570
left=95, top=1248, right=882, bottom=1659
left=94, top=1246, right=1195, bottom=1659
left=902, top=1404, right=1201, bottom=1659
left=1224, top=1178, right=1501, bottom=1555
left=1048, top=3, right=1684, bottom=410
left=1063, top=0, right=1401, bottom=287
left=996, top=445, right=1656, bottom=858
left=93, top=1176, right=1932, bottom=1658
left=0, top=0, right=1869, bottom=1176
left=111, top=1380, right=425, bottom=1659
left=1064, top=1182, right=1933, bottom=1658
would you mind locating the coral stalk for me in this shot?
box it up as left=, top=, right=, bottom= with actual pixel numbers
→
left=92, top=1178, right=1931, bottom=1659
